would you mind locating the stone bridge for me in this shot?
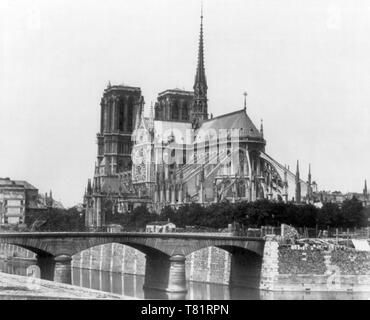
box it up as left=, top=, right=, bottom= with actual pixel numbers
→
left=0, top=232, right=265, bottom=293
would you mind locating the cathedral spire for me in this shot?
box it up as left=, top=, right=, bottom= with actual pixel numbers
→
left=191, top=5, right=208, bottom=128
left=307, top=164, right=312, bottom=202
left=260, top=119, right=264, bottom=138
left=295, top=160, right=301, bottom=203
left=364, top=180, right=368, bottom=197
left=194, top=5, right=207, bottom=93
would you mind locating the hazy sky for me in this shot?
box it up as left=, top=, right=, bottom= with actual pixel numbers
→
left=1, top=0, right=370, bottom=207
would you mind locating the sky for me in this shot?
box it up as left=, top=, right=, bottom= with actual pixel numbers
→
left=1, top=0, right=370, bottom=207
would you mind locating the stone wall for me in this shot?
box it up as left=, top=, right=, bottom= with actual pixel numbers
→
left=72, top=244, right=146, bottom=276
left=186, top=247, right=231, bottom=284
left=0, top=243, right=36, bottom=259
left=261, top=240, right=370, bottom=292
left=74, top=244, right=231, bottom=285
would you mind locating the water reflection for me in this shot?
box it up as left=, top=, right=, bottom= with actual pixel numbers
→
left=1, top=259, right=369, bottom=300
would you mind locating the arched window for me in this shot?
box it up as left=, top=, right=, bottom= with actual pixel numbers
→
left=118, top=98, right=124, bottom=132
left=172, top=100, right=179, bottom=120
left=127, top=97, right=133, bottom=132
left=182, top=102, right=188, bottom=120
left=155, top=104, right=160, bottom=119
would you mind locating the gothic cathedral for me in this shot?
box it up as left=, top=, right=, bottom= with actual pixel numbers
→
left=84, top=13, right=312, bottom=229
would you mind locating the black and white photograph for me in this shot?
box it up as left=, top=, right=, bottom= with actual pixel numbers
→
left=1, top=0, right=370, bottom=306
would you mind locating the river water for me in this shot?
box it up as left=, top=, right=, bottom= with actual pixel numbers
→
left=0, top=259, right=369, bottom=300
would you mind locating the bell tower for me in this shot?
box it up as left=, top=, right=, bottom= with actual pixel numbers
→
left=97, top=84, right=143, bottom=176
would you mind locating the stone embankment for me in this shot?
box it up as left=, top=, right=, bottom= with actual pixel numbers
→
left=0, top=271, right=132, bottom=299
left=260, top=237, right=370, bottom=292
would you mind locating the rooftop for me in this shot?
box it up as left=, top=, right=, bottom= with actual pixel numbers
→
left=158, top=88, right=194, bottom=97
left=0, top=178, right=37, bottom=190
left=197, top=108, right=263, bottom=140
left=104, top=84, right=141, bottom=94
left=147, top=221, right=175, bottom=226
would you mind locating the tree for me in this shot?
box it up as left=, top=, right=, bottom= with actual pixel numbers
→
left=341, top=197, right=366, bottom=227
left=125, top=205, right=157, bottom=230
left=25, top=207, right=85, bottom=231
left=317, top=202, right=340, bottom=227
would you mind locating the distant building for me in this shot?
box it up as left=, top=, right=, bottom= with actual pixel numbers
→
left=0, top=178, right=58, bottom=227
left=0, top=178, right=38, bottom=225
left=314, top=179, right=369, bottom=208
left=146, top=221, right=176, bottom=233
left=105, top=224, right=122, bottom=233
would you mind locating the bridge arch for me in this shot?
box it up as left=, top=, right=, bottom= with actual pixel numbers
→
left=0, top=235, right=174, bottom=259
left=178, top=238, right=264, bottom=257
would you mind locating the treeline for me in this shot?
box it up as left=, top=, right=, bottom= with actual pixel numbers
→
left=158, top=198, right=368, bottom=229
left=23, top=197, right=368, bottom=232
left=105, top=197, right=368, bottom=230
left=25, top=207, right=85, bottom=231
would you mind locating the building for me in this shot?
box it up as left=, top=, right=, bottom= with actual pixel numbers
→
left=0, top=178, right=39, bottom=226
left=313, top=179, right=369, bottom=208
left=146, top=221, right=176, bottom=233
left=84, top=12, right=312, bottom=229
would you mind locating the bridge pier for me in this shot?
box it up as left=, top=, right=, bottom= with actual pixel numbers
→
left=144, top=254, right=187, bottom=293
left=37, top=255, right=55, bottom=281
left=53, top=255, right=72, bottom=284
left=36, top=254, right=72, bottom=284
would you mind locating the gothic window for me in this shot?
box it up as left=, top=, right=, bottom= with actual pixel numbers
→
left=100, top=105, right=104, bottom=133
left=182, top=102, right=188, bottom=120
left=172, top=100, right=179, bottom=120
left=118, top=99, right=124, bottom=131
left=127, top=97, right=133, bottom=132
left=107, top=102, right=112, bottom=132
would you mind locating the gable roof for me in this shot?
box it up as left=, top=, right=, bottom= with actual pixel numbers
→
left=197, top=108, right=263, bottom=140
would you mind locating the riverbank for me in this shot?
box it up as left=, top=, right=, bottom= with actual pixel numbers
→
left=0, top=271, right=134, bottom=299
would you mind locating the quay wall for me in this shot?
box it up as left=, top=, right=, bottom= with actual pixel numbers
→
left=260, top=240, right=370, bottom=292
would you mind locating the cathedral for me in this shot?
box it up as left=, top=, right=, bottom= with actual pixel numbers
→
left=83, top=13, right=313, bottom=229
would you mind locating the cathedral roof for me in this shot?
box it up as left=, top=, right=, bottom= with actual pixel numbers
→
left=197, top=109, right=263, bottom=140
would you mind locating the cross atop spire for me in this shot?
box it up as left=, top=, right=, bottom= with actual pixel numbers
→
left=243, top=92, right=248, bottom=110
